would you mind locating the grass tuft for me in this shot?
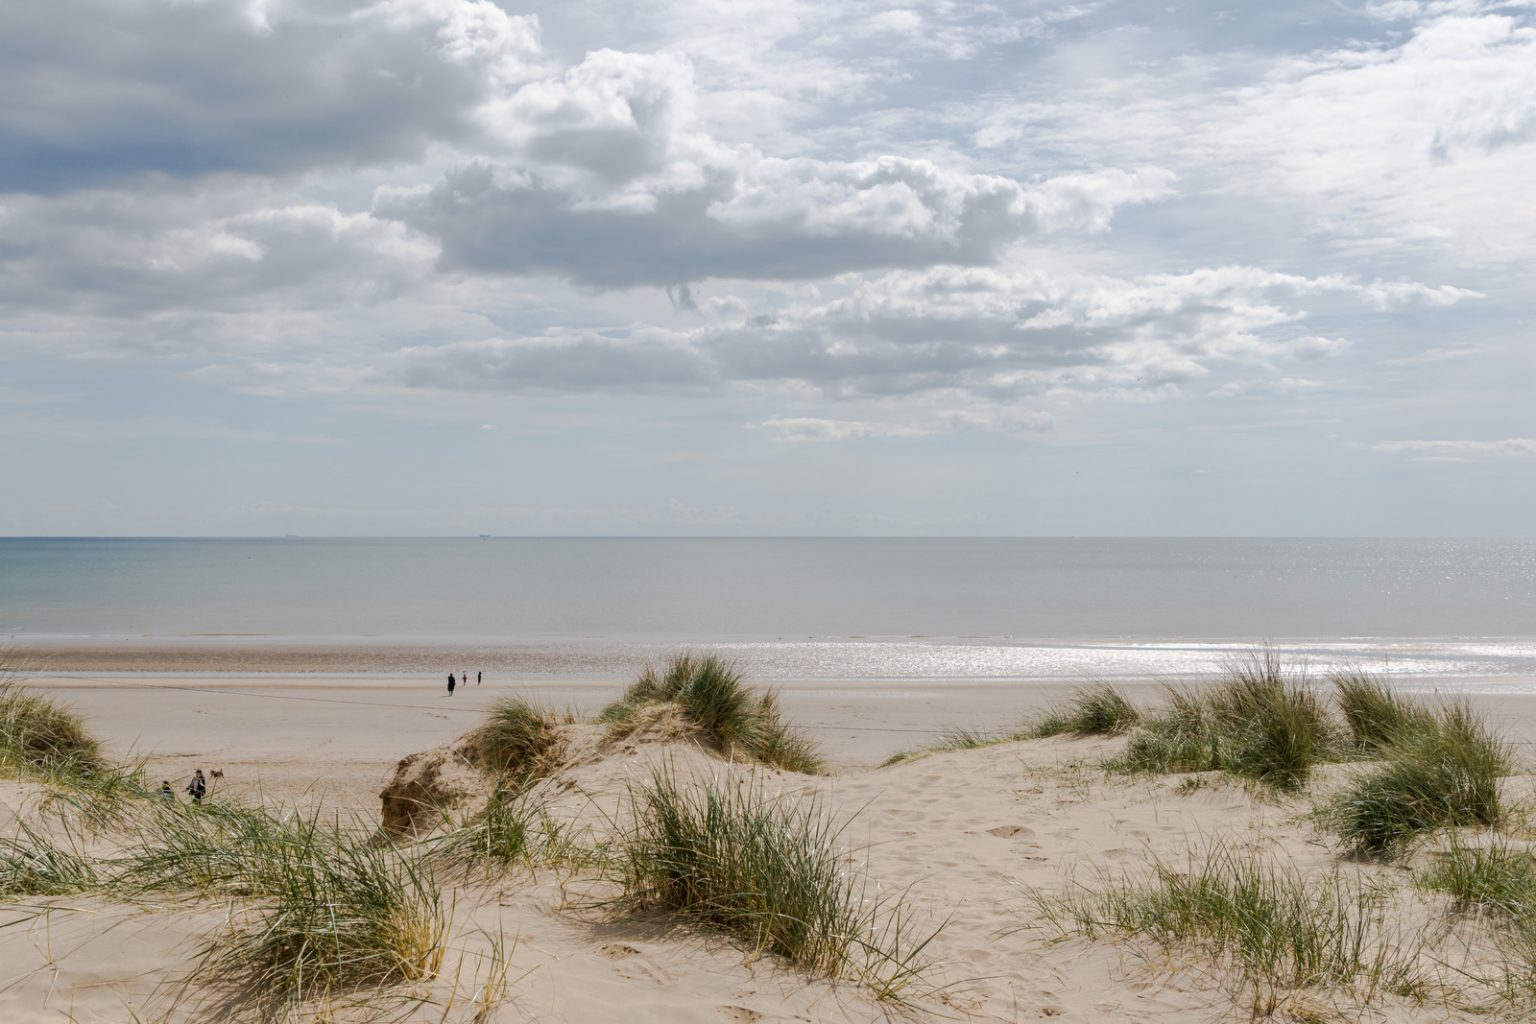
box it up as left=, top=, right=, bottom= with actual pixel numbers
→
left=111, top=799, right=446, bottom=1008
left=1333, top=671, right=1434, bottom=752
left=0, top=678, right=106, bottom=782
left=610, top=767, right=933, bottom=992
left=204, top=829, right=444, bottom=1005
left=1031, top=684, right=1140, bottom=738
left=0, top=818, right=101, bottom=897
left=471, top=699, right=565, bottom=788
left=434, top=791, right=537, bottom=867
left=602, top=654, right=825, bottom=773
left=1110, top=651, right=1336, bottom=790
left=1321, top=702, right=1510, bottom=858
left=1416, top=834, right=1536, bottom=917
left=880, top=726, right=1005, bottom=767
left=1027, top=842, right=1425, bottom=1007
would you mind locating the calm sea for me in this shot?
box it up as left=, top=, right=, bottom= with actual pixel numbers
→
left=3, top=537, right=1535, bottom=682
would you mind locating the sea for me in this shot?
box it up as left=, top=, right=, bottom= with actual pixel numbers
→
left=3, top=537, right=1536, bottom=687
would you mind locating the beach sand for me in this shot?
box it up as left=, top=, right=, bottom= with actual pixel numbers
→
left=4, top=663, right=1536, bottom=1022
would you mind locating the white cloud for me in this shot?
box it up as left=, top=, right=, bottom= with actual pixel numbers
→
left=1373, top=438, right=1536, bottom=460
left=755, top=417, right=936, bottom=441
left=962, top=7, right=1536, bottom=266
left=0, top=0, right=544, bottom=193
left=192, top=263, right=1467, bottom=411
left=378, top=157, right=1172, bottom=288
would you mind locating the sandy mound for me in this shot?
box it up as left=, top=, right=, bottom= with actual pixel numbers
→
left=378, top=735, right=485, bottom=835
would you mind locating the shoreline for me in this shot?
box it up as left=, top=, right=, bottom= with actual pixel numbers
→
left=10, top=634, right=1536, bottom=679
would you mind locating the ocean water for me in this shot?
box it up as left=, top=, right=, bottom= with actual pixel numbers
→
left=3, top=537, right=1535, bottom=681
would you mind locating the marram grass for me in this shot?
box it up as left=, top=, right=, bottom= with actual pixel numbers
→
left=1025, top=842, right=1427, bottom=1009
left=880, top=726, right=1011, bottom=767
left=201, top=827, right=445, bottom=1007
left=1030, top=683, right=1141, bottom=738
left=471, top=698, right=565, bottom=788
left=609, top=767, right=937, bottom=997
left=1333, top=671, right=1435, bottom=752
left=113, top=800, right=446, bottom=1007
left=1321, top=701, right=1510, bottom=858
left=1416, top=834, right=1536, bottom=918
left=602, top=654, right=825, bottom=773
left=1110, top=650, right=1338, bottom=790
left=0, top=817, right=101, bottom=897
left=882, top=683, right=1141, bottom=766
left=0, top=677, right=106, bottom=782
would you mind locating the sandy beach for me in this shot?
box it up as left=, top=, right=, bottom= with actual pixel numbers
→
left=6, top=658, right=1536, bottom=1023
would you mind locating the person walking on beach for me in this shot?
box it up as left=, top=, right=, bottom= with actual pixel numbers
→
left=448, top=672, right=456, bottom=696
left=185, top=769, right=207, bottom=805
left=477, top=670, right=482, bottom=685
left=158, top=780, right=175, bottom=803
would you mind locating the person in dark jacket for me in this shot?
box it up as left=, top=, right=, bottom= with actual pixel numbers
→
left=185, top=769, right=207, bottom=804
left=448, top=672, right=456, bottom=696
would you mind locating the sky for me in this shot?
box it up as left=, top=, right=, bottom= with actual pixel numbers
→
left=1, top=0, right=1533, bottom=537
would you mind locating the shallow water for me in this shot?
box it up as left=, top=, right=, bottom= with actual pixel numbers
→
left=4, top=537, right=1535, bottom=681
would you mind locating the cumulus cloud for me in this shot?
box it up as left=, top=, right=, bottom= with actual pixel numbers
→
left=195, top=263, right=1468, bottom=409
left=379, top=157, right=1169, bottom=288
left=376, top=46, right=1173, bottom=287
left=1373, top=438, right=1536, bottom=460
left=0, top=190, right=436, bottom=342
left=0, top=0, right=543, bottom=194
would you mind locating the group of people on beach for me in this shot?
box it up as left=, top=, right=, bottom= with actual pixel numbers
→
left=156, top=768, right=209, bottom=804
left=446, top=670, right=482, bottom=695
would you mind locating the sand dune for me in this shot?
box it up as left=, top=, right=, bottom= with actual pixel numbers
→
left=2, top=672, right=1533, bottom=1022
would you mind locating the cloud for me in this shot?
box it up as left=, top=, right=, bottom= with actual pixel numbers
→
left=375, top=46, right=1174, bottom=287
left=381, top=157, right=1170, bottom=289
left=384, top=331, right=715, bottom=392
left=962, top=7, right=1536, bottom=265
left=0, top=190, right=438, bottom=352
left=1373, top=438, right=1536, bottom=460
left=195, top=263, right=1468, bottom=408
left=755, top=417, right=936, bottom=441
left=0, top=0, right=543, bottom=194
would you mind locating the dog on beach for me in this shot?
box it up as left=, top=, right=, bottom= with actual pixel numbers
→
left=209, top=769, right=224, bottom=783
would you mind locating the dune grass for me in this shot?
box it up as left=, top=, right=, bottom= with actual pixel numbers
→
left=201, top=826, right=444, bottom=1006
left=435, top=792, right=535, bottom=867
left=1334, top=671, right=1435, bottom=752
left=880, top=726, right=1013, bottom=767
left=1110, top=651, right=1338, bottom=790
left=1320, top=702, right=1509, bottom=859
left=610, top=767, right=934, bottom=994
left=1413, top=836, right=1536, bottom=1004
left=0, top=817, right=101, bottom=897
left=1416, top=835, right=1536, bottom=918
left=1031, top=683, right=1141, bottom=739
left=471, top=698, right=565, bottom=788
left=107, top=799, right=446, bottom=1007
left=0, top=677, right=107, bottom=782
left=1027, top=842, right=1426, bottom=1010
left=601, top=654, right=825, bottom=774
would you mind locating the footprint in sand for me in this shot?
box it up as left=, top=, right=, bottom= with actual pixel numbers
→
left=717, top=1007, right=764, bottom=1022
left=986, top=825, right=1032, bottom=838
left=597, top=943, right=641, bottom=960
left=597, top=944, right=672, bottom=985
